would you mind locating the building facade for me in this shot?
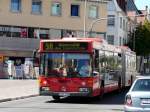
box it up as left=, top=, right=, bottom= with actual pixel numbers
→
left=137, top=6, right=149, bottom=24
left=0, top=0, right=108, bottom=78
left=126, top=0, right=141, bottom=45
left=107, top=0, right=128, bottom=45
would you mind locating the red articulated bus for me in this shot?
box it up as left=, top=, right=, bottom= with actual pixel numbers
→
left=38, top=37, right=137, bottom=100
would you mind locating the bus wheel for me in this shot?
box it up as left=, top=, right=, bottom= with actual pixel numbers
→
left=52, top=96, right=60, bottom=100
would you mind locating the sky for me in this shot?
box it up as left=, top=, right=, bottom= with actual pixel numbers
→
left=135, top=0, right=150, bottom=10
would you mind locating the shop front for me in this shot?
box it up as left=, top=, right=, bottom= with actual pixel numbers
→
left=0, top=50, right=39, bottom=79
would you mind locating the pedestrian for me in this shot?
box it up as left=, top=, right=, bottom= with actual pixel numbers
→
left=59, top=65, right=67, bottom=77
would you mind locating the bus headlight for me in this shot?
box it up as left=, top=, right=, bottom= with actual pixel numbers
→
left=79, top=88, right=89, bottom=92
left=41, top=87, right=50, bottom=91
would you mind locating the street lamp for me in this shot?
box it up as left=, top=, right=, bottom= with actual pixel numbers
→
left=88, top=17, right=107, bottom=37
left=88, top=14, right=144, bottom=37
left=83, top=0, right=113, bottom=38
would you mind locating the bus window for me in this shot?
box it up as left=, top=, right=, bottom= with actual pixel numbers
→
left=100, top=50, right=121, bottom=84
left=39, top=53, right=92, bottom=77
left=99, top=50, right=105, bottom=73
left=94, top=49, right=99, bottom=72
left=40, top=54, right=46, bottom=76
left=105, top=51, right=114, bottom=72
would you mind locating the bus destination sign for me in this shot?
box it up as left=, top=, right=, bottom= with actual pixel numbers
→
left=43, top=42, right=89, bottom=51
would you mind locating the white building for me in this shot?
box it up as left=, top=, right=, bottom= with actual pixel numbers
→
left=107, top=0, right=128, bottom=45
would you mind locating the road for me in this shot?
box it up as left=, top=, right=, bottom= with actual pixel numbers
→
left=0, top=88, right=129, bottom=112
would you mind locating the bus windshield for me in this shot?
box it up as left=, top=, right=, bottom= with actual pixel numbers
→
left=40, top=53, right=92, bottom=77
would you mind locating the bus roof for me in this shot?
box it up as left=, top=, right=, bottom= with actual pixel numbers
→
left=39, top=37, right=135, bottom=55
left=39, top=37, right=124, bottom=53
left=40, top=37, right=104, bottom=43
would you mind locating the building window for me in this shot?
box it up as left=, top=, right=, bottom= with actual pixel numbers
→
left=62, top=30, right=77, bottom=37
left=126, top=22, right=128, bottom=31
left=71, top=4, right=80, bottom=17
left=107, top=35, right=114, bottom=45
left=10, top=0, right=21, bottom=12
left=107, top=15, right=115, bottom=26
left=123, top=19, right=125, bottom=30
left=38, top=29, right=49, bottom=39
left=88, top=5, right=98, bottom=18
left=32, top=0, right=42, bottom=14
left=123, top=38, right=125, bottom=45
left=0, top=26, right=28, bottom=38
left=120, top=17, right=122, bottom=28
left=51, top=2, right=61, bottom=16
left=119, top=37, right=122, bottom=45
left=50, top=29, right=62, bottom=39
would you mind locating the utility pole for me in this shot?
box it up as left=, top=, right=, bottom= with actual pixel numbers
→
left=83, top=0, right=87, bottom=38
left=133, top=29, right=135, bottom=51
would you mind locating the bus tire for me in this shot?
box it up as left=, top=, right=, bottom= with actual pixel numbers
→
left=52, top=96, right=60, bottom=100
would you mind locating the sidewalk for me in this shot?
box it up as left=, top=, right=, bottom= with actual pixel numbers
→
left=0, top=80, right=39, bottom=102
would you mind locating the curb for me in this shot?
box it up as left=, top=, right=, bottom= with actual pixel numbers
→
left=0, top=94, right=39, bottom=103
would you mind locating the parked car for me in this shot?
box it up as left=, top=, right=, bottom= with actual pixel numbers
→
left=124, top=76, right=150, bottom=112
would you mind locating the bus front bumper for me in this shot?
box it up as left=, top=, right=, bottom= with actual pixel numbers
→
left=39, top=87, right=92, bottom=97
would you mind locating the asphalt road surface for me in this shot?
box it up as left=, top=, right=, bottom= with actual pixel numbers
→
left=0, top=88, right=129, bottom=112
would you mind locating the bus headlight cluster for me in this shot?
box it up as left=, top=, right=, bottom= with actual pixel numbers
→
left=79, top=88, right=89, bottom=92
left=41, top=87, right=50, bottom=91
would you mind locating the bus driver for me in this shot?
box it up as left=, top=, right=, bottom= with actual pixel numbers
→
left=79, top=61, right=91, bottom=77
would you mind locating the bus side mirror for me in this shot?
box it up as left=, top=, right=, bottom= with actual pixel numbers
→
left=92, top=71, right=99, bottom=76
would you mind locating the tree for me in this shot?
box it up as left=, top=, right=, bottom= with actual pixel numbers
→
left=127, top=20, right=150, bottom=56
left=127, top=20, right=150, bottom=74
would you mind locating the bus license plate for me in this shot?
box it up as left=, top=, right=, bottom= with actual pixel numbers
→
left=59, top=93, right=70, bottom=97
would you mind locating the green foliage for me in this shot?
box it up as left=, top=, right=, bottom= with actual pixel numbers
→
left=127, top=20, right=150, bottom=56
